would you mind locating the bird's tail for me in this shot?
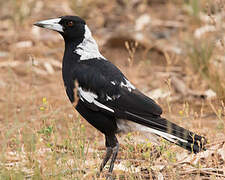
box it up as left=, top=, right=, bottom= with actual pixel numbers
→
left=125, top=111, right=207, bottom=153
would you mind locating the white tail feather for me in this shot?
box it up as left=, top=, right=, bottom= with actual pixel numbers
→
left=117, top=119, right=188, bottom=144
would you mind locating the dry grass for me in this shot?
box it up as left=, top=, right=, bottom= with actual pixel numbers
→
left=0, top=0, right=225, bottom=179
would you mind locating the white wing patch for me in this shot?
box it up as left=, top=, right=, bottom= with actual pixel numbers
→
left=74, top=25, right=106, bottom=61
left=120, top=78, right=135, bottom=92
left=106, top=95, right=113, bottom=101
left=78, top=87, right=114, bottom=113
left=111, top=81, right=116, bottom=85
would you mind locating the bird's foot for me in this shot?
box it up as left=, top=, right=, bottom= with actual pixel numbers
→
left=105, top=172, right=114, bottom=180
left=96, top=171, right=114, bottom=180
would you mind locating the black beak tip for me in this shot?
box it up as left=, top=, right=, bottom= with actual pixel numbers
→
left=33, top=22, right=43, bottom=28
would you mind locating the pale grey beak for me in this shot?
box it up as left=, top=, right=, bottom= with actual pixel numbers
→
left=34, top=18, right=63, bottom=32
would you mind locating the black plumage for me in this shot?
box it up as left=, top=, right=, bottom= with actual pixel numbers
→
left=34, top=16, right=207, bottom=175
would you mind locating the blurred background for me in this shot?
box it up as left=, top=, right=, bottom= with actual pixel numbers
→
left=0, top=0, right=225, bottom=179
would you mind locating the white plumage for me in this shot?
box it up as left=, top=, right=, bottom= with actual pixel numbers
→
left=74, top=25, right=106, bottom=61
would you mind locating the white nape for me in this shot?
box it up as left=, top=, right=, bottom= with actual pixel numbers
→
left=74, top=25, right=106, bottom=61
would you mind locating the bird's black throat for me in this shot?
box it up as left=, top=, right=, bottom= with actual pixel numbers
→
left=62, top=40, right=82, bottom=103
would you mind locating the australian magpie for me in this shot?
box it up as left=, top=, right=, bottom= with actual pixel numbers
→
left=34, top=16, right=206, bottom=174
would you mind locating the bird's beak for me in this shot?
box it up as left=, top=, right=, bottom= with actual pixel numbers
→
left=34, top=18, right=63, bottom=32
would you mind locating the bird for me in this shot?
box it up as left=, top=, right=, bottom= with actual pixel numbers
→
left=34, top=16, right=207, bottom=175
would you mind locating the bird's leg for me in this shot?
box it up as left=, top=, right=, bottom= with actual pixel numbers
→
left=108, top=142, right=119, bottom=173
left=100, top=134, right=119, bottom=174
left=100, top=146, right=113, bottom=172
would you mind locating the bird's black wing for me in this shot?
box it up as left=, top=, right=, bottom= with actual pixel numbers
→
left=73, top=58, right=162, bottom=117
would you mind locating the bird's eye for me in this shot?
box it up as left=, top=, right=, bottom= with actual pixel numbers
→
left=67, top=21, right=74, bottom=27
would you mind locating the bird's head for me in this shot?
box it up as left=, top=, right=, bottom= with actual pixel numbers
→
left=34, top=16, right=103, bottom=60
left=34, top=16, right=86, bottom=42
